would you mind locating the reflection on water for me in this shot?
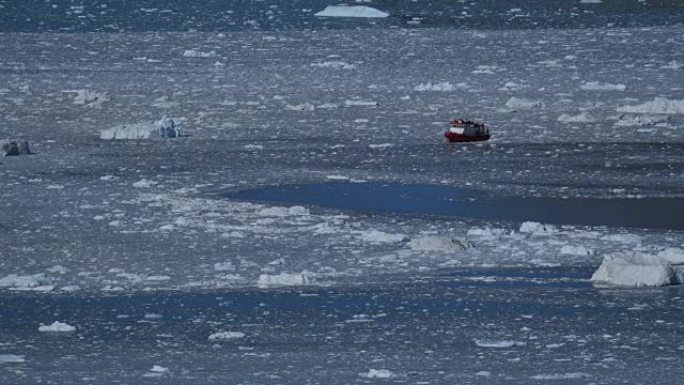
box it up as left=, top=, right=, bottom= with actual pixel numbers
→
left=227, top=182, right=684, bottom=230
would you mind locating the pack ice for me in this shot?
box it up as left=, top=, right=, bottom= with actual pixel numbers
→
left=100, top=118, right=182, bottom=140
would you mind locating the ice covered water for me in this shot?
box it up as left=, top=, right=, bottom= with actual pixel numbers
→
left=228, top=182, right=684, bottom=230
left=2, top=0, right=684, bottom=383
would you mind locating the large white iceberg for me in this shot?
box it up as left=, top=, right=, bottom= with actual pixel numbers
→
left=591, top=251, right=684, bottom=287
left=100, top=117, right=182, bottom=140
left=314, top=5, right=389, bottom=18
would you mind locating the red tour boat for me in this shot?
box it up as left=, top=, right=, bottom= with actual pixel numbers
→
left=444, top=118, right=490, bottom=142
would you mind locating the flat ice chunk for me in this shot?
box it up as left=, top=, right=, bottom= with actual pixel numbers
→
left=531, top=372, right=591, bottom=380
left=467, top=227, right=506, bottom=239
left=414, top=82, right=456, bottom=92
left=360, top=369, right=394, bottom=378
left=591, top=251, right=682, bottom=287
left=100, top=117, right=182, bottom=140
left=557, top=112, right=596, bottom=123
left=613, top=114, right=668, bottom=127
left=1, top=140, right=32, bottom=157
left=0, top=273, right=50, bottom=289
left=519, top=221, right=557, bottom=235
left=257, top=272, right=313, bottom=288
left=38, top=321, right=76, bottom=332
left=315, top=5, right=389, bottom=18
left=475, top=339, right=527, bottom=348
left=359, top=230, right=407, bottom=244
left=560, top=245, right=593, bottom=256
left=657, top=247, right=684, bottom=264
left=617, top=97, right=684, bottom=115
left=505, top=97, right=543, bottom=109
left=580, top=81, right=625, bottom=91
left=0, top=354, right=25, bottom=363
left=183, top=49, right=216, bottom=58
left=72, top=89, right=110, bottom=106
left=208, top=331, right=245, bottom=340
left=409, top=235, right=467, bottom=252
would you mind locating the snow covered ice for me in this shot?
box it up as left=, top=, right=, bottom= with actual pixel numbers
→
left=1, top=0, right=684, bottom=384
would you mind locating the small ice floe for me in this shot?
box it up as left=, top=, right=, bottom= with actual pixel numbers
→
left=505, top=97, right=543, bottom=110
left=0, top=354, right=25, bottom=363
left=100, top=117, right=182, bottom=140
left=358, top=230, right=407, bottom=244
left=258, top=206, right=309, bottom=217
left=314, top=5, right=389, bottom=18
left=408, top=235, right=468, bottom=252
left=557, top=112, right=596, bottom=123
left=0, top=273, right=51, bottom=290
left=591, top=251, right=684, bottom=287
left=183, top=49, right=216, bottom=58
left=413, top=82, right=456, bottom=92
left=475, top=371, right=492, bottom=377
left=1, top=140, right=32, bottom=157
left=617, top=98, right=684, bottom=115
left=661, top=61, right=683, bottom=70
left=530, top=372, right=591, bottom=380
left=208, top=331, right=246, bottom=340
left=311, top=61, right=356, bottom=70
left=344, top=99, right=378, bottom=107
left=359, top=369, right=394, bottom=378
left=71, top=89, right=110, bottom=107
left=369, top=143, right=393, bottom=149
left=286, top=102, right=316, bottom=111
left=244, top=144, right=264, bottom=150
left=580, top=81, right=625, bottom=91
left=613, top=114, right=668, bottom=127
left=150, top=365, right=168, bottom=373
left=38, top=321, right=76, bottom=332
left=213, top=262, right=235, bottom=272
left=519, top=221, right=557, bottom=235
left=467, top=227, right=506, bottom=240
left=257, top=272, right=314, bottom=288
left=560, top=245, right=594, bottom=256
left=475, top=339, right=527, bottom=348
left=132, top=179, right=156, bottom=188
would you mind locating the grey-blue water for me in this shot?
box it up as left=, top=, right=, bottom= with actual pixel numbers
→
left=227, top=182, right=684, bottom=230
left=2, top=0, right=683, bottom=32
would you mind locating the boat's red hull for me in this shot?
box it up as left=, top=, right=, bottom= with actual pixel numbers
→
left=444, top=132, right=490, bottom=142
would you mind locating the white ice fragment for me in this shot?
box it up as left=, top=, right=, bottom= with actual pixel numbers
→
left=505, top=97, right=543, bottom=109
left=0, top=273, right=50, bottom=289
left=591, top=251, right=682, bottom=287
left=214, top=262, right=235, bottom=272
left=314, top=5, right=389, bottom=18
left=208, top=331, right=246, bottom=340
left=519, top=221, right=557, bottom=235
left=467, top=227, right=506, bottom=239
left=657, top=247, right=684, bottom=264
left=150, top=365, right=168, bottom=373
left=613, top=114, right=668, bottom=127
left=360, top=369, right=394, bottom=378
left=183, top=49, right=216, bottom=58
left=560, top=245, right=594, bottom=256
left=475, top=340, right=527, bottom=348
left=369, top=143, right=393, bottom=149
left=359, top=230, right=407, bottom=244
left=288, top=206, right=310, bottom=216
left=132, top=179, right=155, bottom=188
left=531, top=372, right=591, bottom=380
left=72, top=89, right=110, bottom=107
left=414, top=82, right=456, bottom=92
left=285, top=102, right=316, bottom=111
left=244, top=144, right=264, bottom=150
left=257, top=272, right=314, bottom=288
left=617, top=98, right=684, bottom=115
left=311, top=61, right=356, bottom=70
left=557, top=112, right=596, bottom=123
left=344, top=99, right=378, bottom=107
left=600, top=233, right=641, bottom=244
left=0, top=354, right=25, bottom=363
left=38, top=321, right=76, bottom=332
left=475, top=371, right=492, bottom=377
left=580, top=81, right=625, bottom=91
left=100, top=117, right=182, bottom=140
left=409, top=235, right=468, bottom=252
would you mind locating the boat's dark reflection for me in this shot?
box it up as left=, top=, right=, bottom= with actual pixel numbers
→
left=227, top=183, right=684, bottom=231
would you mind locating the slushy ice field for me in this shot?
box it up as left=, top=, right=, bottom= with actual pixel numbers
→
left=1, top=1, right=684, bottom=383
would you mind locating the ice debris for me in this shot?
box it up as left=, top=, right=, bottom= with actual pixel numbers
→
left=505, top=97, right=543, bottom=109
left=1, top=140, right=31, bottom=157
left=531, top=372, right=591, bottom=380
left=557, top=112, right=596, bottom=123
left=359, top=230, right=407, bottom=244
left=519, top=221, right=557, bottom=235
left=257, top=272, right=314, bottom=288
left=311, top=61, right=356, bottom=70
left=183, top=49, right=216, bottom=58
left=150, top=365, right=168, bottom=373
left=414, top=82, right=457, bottom=92
left=591, top=251, right=684, bottom=287
left=408, top=235, right=468, bottom=252
left=617, top=97, right=684, bottom=115
left=360, top=369, right=394, bottom=378
left=0, top=273, right=50, bottom=289
left=38, top=321, right=76, bottom=332
left=580, top=81, right=626, bottom=91
left=314, top=5, right=389, bottom=18
left=475, top=339, right=527, bottom=348
left=0, top=354, right=25, bottom=363
left=100, top=117, right=182, bottom=140
left=72, top=89, right=110, bottom=107
left=208, top=331, right=246, bottom=340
